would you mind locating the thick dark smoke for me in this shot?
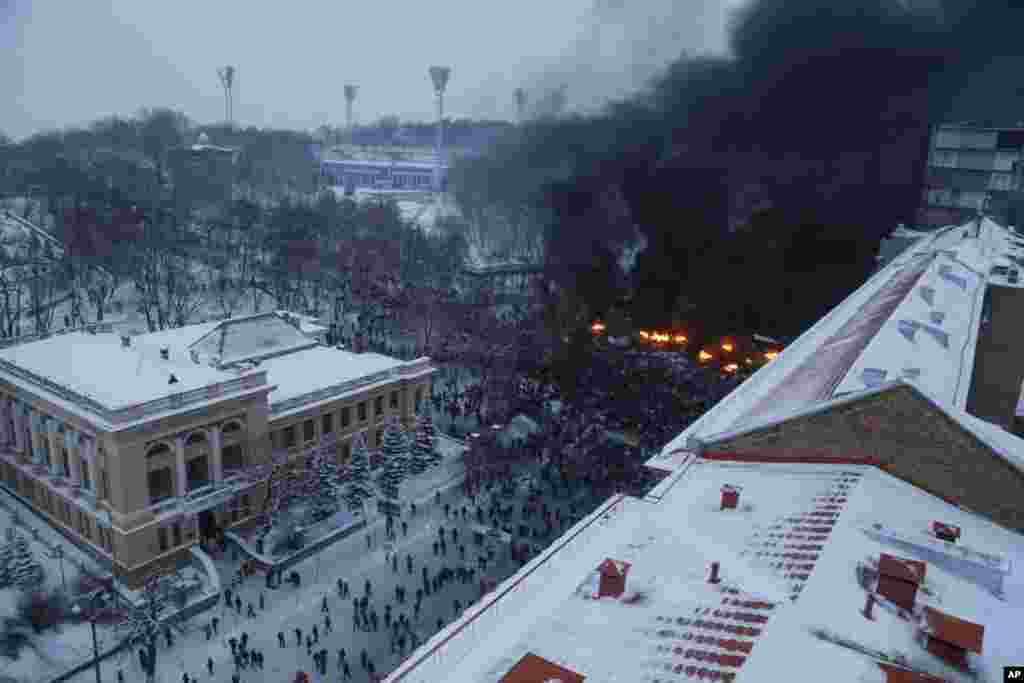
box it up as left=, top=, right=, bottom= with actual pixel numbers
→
left=455, top=0, right=1024, bottom=340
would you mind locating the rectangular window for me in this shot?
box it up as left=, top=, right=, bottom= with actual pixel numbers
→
left=147, top=468, right=173, bottom=503
left=375, top=396, right=384, bottom=417
left=303, top=419, right=315, bottom=442
left=242, top=494, right=251, bottom=516
left=376, top=428, right=383, bottom=448
left=283, top=426, right=297, bottom=448
left=158, top=526, right=168, bottom=552
left=81, top=460, right=91, bottom=491
left=341, top=407, right=351, bottom=428
left=415, top=388, right=423, bottom=412
left=342, top=442, right=352, bottom=462
left=322, top=413, right=334, bottom=434
left=101, top=470, right=109, bottom=500
left=172, top=522, right=181, bottom=547
left=390, top=391, right=399, bottom=409
left=358, top=402, right=367, bottom=422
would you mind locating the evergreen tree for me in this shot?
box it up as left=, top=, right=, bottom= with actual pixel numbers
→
left=420, top=410, right=442, bottom=468
left=312, top=448, right=342, bottom=519
left=0, top=536, right=15, bottom=588
left=407, top=410, right=434, bottom=476
left=342, top=433, right=374, bottom=516
left=377, top=417, right=408, bottom=505
left=7, top=534, right=42, bottom=590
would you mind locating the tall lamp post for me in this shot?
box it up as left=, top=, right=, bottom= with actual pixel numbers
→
left=428, top=66, right=451, bottom=193
left=72, top=591, right=105, bottom=683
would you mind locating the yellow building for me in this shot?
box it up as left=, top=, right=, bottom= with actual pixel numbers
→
left=0, top=311, right=434, bottom=587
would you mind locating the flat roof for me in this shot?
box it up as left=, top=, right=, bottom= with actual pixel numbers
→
left=260, top=346, right=408, bottom=406
left=393, top=461, right=1024, bottom=683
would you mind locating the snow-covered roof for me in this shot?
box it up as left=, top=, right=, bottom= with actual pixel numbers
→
left=261, top=346, right=406, bottom=407
left=392, top=461, right=1024, bottom=683
left=653, top=217, right=1019, bottom=469
left=322, top=158, right=446, bottom=171
left=0, top=330, right=230, bottom=410
left=188, top=312, right=318, bottom=365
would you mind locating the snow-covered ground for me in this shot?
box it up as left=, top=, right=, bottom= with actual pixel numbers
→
left=60, top=441, right=580, bottom=683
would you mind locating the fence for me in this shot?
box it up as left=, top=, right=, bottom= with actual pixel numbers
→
left=384, top=493, right=627, bottom=682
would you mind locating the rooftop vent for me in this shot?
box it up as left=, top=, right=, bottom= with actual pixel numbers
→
left=929, top=311, right=945, bottom=326
left=596, top=558, right=631, bottom=598
left=121, top=335, right=131, bottom=348
left=920, top=607, right=984, bottom=671
left=877, top=553, right=926, bottom=611
left=708, top=561, right=721, bottom=584
left=921, top=325, right=949, bottom=349
left=897, top=319, right=918, bottom=342
left=720, top=484, right=741, bottom=510
left=168, top=373, right=179, bottom=385
left=159, top=346, right=169, bottom=360
left=861, top=367, right=888, bottom=387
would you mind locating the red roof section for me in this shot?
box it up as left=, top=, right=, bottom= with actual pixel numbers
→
left=878, top=553, right=926, bottom=584
left=499, top=653, right=586, bottom=683
left=878, top=663, right=948, bottom=683
left=923, top=607, right=985, bottom=654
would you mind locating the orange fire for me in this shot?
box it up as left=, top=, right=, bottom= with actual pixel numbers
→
left=764, top=350, right=779, bottom=361
left=721, top=341, right=735, bottom=353
left=673, top=334, right=688, bottom=344
left=698, top=350, right=714, bottom=362
left=723, top=363, right=739, bottom=373
left=639, top=330, right=650, bottom=339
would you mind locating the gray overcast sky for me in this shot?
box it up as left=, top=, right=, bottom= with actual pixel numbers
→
left=1, top=0, right=739, bottom=140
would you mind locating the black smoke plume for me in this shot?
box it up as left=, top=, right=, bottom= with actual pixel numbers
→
left=454, top=0, right=1024, bottom=339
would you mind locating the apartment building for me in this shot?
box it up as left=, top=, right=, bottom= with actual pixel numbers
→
left=919, top=123, right=1024, bottom=228
left=0, top=311, right=434, bottom=587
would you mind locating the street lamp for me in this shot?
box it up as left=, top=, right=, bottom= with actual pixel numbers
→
left=72, top=593, right=104, bottom=683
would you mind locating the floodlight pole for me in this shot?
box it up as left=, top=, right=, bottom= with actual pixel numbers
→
left=429, top=66, right=451, bottom=193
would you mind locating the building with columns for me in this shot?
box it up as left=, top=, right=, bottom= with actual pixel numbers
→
left=0, top=311, right=434, bottom=587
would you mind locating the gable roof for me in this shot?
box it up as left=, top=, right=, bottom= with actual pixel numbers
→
left=499, top=653, right=585, bottom=683
left=923, top=607, right=985, bottom=654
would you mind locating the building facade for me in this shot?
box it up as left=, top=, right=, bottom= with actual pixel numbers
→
left=321, top=159, right=448, bottom=194
left=0, top=311, right=434, bottom=587
left=919, top=123, right=1024, bottom=228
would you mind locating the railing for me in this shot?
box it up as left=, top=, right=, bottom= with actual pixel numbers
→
left=385, top=493, right=627, bottom=683
left=269, top=359, right=435, bottom=415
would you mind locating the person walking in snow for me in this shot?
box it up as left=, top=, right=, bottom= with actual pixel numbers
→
left=325, top=612, right=332, bottom=633
left=259, top=592, right=265, bottom=610
left=278, top=631, right=286, bottom=647
left=312, top=624, right=319, bottom=643
left=322, top=595, right=329, bottom=613
left=207, top=656, right=214, bottom=675
left=246, top=602, right=255, bottom=618
left=212, top=616, right=219, bottom=635
left=406, top=554, right=413, bottom=574
left=295, top=627, right=302, bottom=646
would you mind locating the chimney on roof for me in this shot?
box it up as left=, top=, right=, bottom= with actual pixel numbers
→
left=877, top=553, right=926, bottom=611
left=708, top=561, right=721, bottom=584
left=159, top=346, right=169, bottom=360
left=121, top=335, right=131, bottom=348
left=720, top=484, right=740, bottom=510
left=168, top=373, right=178, bottom=385
left=596, top=558, right=631, bottom=598
left=932, top=521, right=960, bottom=543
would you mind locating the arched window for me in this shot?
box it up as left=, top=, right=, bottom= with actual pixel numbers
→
left=222, top=422, right=242, bottom=437
left=186, top=432, right=207, bottom=447
left=146, top=443, right=171, bottom=459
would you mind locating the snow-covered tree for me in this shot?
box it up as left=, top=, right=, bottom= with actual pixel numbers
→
left=0, top=536, right=14, bottom=588
left=420, top=410, right=442, bottom=468
left=311, top=446, right=342, bottom=520
left=376, top=417, right=408, bottom=507
left=408, top=409, right=434, bottom=475
left=116, top=569, right=184, bottom=683
left=233, top=448, right=316, bottom=545
left=7, top=534, right=42, bottom=590
left=342, top=433, right=374, bottom=516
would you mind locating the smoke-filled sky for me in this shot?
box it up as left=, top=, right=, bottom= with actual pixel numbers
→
left=0, top=0, right=745, bottom=140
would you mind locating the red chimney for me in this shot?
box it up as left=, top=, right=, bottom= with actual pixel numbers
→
left=862, top=592, right=876, bottom=621
left=877, top=554, right=926, bottom=611
left=932, top=521, right=960, bottom=543
left=709, top=561, right=721, bottom=584
left=921, top=607, right=984, bottom=671
left=720, top=484, right=740, bottom=510
left=597, top=558, right=631, bottom=598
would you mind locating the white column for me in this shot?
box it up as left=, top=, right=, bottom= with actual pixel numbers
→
left=46, top=420, right=61, bottom=477
left=0, top=398, right=11, bottom=446
left=12, top=402, right=23, bottom=454
left=209, top=427, right=223, bottom=484
left=66, top=430, right=80, bottom=486
left=82, top=437, right=96, bottom=492
left=174, top=436, right=187, bottom=496
left=28, top=410, right=42, bottom=466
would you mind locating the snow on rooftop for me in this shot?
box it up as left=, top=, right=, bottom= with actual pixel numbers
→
left=415, top=461, right=1024, bottom=683
left=0, top=331, right=227, bottom=409
left=190, top=312, right=316, bottom=364
left=260, top=346, right=406, bottom=407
